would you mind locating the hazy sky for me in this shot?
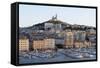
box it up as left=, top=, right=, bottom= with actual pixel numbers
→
left=19, top=4, right=96, bottom=27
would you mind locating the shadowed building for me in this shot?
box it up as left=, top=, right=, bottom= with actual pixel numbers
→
left=55, top=37, right=65, bottom=48
left=74, top=31, right=87, bottom=48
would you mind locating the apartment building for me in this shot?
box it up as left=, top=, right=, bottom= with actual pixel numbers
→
left=33, top=38, right=55, bottom=50
left=64, top=31, right=74, bottom=48
left=19, top=36, right=29, bottom=51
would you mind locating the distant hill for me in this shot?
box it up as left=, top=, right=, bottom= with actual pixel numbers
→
left=19, top=15, right=96, bottom=36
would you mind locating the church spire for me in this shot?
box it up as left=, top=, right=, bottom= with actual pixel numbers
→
left=55, top=14, right=57, bottom=19
left=52, top=14, right=57, bottom=21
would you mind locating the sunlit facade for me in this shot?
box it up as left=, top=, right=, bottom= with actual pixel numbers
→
left=19, top=38, right=29, bottom=51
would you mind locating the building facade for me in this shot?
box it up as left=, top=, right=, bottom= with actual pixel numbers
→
left=33, top=39, right=45, bottom=50
left=33, top=38, right=55, bottom=50
left=19, top=38, right=29, bottom=51
left=64, top=31, right=74, bottom=48
left=84, top=41, right=91, bottom=48
left=74, top=41, right=84, bottom=48
left=44, top=38, right=55, bottom=49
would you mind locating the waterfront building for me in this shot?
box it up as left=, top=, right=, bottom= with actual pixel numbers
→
left=33, top=38, right=55, bottom=50
left=55, top=37, right=65, bottom=48
left=84, top=41, right=91, bottom=48
left=64, top=31, right=74, bottom=48
left=33, top=39, right=44, bottom=50
left=19, top=36, right=29, bottom=51
left=44, top=38, right=55, bottom=49
left=74, top=41, right=84, bottom=48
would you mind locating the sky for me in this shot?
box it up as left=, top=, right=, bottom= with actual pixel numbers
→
left=19, top=4, right=96, bottom=27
